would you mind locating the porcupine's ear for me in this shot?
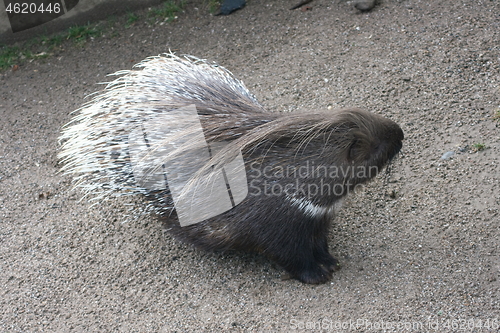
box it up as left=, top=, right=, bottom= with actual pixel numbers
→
left=347, top=133, right=380, bottom=164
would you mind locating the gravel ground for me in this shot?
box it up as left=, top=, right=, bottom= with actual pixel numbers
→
left=0, top=0, right=499, bottom=331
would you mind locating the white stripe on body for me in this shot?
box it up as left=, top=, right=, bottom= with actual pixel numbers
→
left=286, top=196, right=342, bottom=219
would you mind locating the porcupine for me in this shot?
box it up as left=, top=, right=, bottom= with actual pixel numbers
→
left=58, top=53, right=404, bottom=284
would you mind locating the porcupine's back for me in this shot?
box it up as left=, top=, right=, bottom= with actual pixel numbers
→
left=58, top=54, right=276, bottom=214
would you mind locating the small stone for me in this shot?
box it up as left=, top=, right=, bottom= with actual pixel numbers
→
left=38, top=191, right=51, bottom=200
left=354, top=0, right=377, bottom=12
left=440, top=151, right=455, bottom=160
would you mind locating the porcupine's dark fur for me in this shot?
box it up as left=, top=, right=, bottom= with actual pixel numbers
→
left=59, top=53, right=404, bottom=284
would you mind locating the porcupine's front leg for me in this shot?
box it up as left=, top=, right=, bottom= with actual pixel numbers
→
left=313, top=233, right=340, bottom=274
left=266, top=215, right=337, bottom=284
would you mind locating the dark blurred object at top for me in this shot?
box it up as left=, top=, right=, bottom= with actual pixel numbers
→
left=217, top=0, right=246, bottom=15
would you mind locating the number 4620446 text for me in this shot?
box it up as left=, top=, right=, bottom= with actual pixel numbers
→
left=6, top=2, right=61, bottom=14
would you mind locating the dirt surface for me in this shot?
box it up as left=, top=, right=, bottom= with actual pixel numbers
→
left=1, top=0, right=499, bottom=331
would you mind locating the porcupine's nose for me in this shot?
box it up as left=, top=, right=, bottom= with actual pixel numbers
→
left=395, top=125, right=404, bottom=142
left=387, top=123, right=404, bottom=159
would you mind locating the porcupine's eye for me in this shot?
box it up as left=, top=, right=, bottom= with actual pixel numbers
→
left=348, top=136, right=377, bottom=163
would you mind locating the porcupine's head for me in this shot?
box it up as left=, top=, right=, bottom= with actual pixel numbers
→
left=314, top=108, right=404, bottom=186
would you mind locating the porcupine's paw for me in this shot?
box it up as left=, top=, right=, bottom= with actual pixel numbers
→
left=318, top=253, right=341, bottom=274
left=312, top=235, right=341, bottom=273
left=292, top=262, right=333, bottom=284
